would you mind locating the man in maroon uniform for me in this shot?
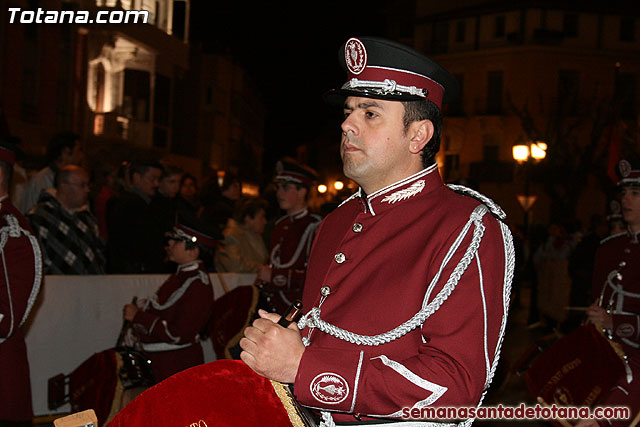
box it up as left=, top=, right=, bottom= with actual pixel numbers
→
left=123, top=219, right=216, bottom=382
left=581, top=159, right=640, bottom=426
left=0, top=140, right=43, bottom=426
left=240, top=37, right=514, bottom=425
left=257, top=159, right=322, bottom=313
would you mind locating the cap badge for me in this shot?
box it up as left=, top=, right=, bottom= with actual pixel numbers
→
left=619, top=160, right=632, bottom=178
left=345, top=38, right=366, bottom=75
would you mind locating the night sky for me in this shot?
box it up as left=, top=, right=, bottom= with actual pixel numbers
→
left=189, top=2, right=412, bottom=169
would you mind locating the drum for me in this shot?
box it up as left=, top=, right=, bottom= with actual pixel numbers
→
left=66, top=348, right=155, bottom=425
left=526, top=324, right=626, bottom=412
left=106, top=359, right=314, bottom=427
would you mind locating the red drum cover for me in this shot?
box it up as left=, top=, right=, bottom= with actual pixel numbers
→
left=526, top=324, right=626, bottom=408
left=106, top=359, right=297, bottom=426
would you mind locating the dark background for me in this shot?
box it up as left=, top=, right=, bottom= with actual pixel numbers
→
left=189, top=2, right=415, bottom=168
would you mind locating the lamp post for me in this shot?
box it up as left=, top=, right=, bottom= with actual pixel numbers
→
left=512, top=141, right=547, bottom=234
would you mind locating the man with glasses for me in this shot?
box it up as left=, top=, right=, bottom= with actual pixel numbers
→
left=257, top=159, right=322, bottom=313
left=27, top=165, right=106, bottom=274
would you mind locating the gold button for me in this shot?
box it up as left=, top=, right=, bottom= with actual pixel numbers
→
left=334, top=252, right=346, bottom=264
left=352, top=223, right=363, bottom=233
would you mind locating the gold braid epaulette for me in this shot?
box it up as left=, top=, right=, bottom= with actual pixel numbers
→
left=270, top=380, right=306, bottom=427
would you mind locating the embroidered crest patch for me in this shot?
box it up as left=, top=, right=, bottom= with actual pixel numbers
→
left=345, top=38, right=366, bottom=75
left=310, top=373, right=349, bottom=405
left=619, top=159, right=632, bottom=177
left=381, top=180, right=425, bottom=204
left=616, top=323, right=635, bottom=338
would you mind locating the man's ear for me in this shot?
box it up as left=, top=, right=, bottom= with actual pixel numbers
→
left=408, top=120, right=434, bottom=154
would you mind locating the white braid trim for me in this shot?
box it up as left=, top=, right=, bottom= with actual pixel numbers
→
left=148, top=270, right=209, bottom=311
left=0, top=213, right=43, bottom=344
left=270, top=221, right=318, bottom=269
left=468, top=220, right=515, bottom=422
left=299, top=206, right=488, bottom=347
left=446, top=184, right=506, bottom=220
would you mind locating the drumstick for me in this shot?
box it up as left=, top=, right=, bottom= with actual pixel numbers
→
left=630, top=410, right=640, bottom=427
left=277, top=300, right=303, bottom=327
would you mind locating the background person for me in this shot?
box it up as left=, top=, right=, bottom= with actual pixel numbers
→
left=256, top=158, right=321, bottom=313
left=579, top=159, right=640, bottom=427
left=214, top=196, right=268, bottom=273
left=107, top=159, right=163, bottom=273
left=122, top=219, right=217, bottom=382
left=27, top=165, right=106, bottom=274
left=19, top=131, right=83, bottom=214
left=0, top=141, right=43, bottom=426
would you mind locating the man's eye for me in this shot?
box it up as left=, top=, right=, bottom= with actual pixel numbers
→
left=365, top=111, right=378, bottom=118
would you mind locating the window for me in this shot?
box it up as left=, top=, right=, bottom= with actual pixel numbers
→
left=487, top=71, right=503, bottom=114
left=433, top=21, right=450, bottom=54
left=495, top=15, right=506, bottom=38
left=558, top=70, right=580, bottom=114
left=615, top=72, right=637, bottom=119
left=620, top=17, right=635, bottom=42
left=564, top=13, right=578, bottom=38
left=483, top=145, right=500, bottom=162
left=455, top=21, right=466, bottom=42
left=153, top=74, right=170, bottom=148
left=446, top=73, right=464, bottom=116
left=444, top=154, right=460, bottom=181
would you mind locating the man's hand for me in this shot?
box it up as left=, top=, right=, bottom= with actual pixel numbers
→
left=586, top=304, right=613, bottom=330
left=240, top=309, right=305, bottom=383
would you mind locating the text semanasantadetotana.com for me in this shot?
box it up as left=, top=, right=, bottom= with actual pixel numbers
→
left=402, top=403, right=630, bottom=421
left=7, top=7, right=148, bottom=24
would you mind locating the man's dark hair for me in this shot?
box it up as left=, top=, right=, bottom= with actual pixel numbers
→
left=46, top=132, right=79, bottom=165
left=128, top=159, right=163, bottom=181
left=402, top=100, right=442, bottom=168
left=233, top=197, right=268, bottom=224
left=161, top=164, right=183, bottom=179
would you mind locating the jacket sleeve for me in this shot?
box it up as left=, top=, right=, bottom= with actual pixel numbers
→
left=132, top=278, right=213, bottom=345
left=294, top=215, right=510, bottom=417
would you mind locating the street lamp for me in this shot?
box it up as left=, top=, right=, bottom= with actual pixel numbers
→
left=512, top=141, right=547, bottom=234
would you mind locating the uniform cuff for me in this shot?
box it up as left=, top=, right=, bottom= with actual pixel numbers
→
left=294, top=346, right=364, bottom=412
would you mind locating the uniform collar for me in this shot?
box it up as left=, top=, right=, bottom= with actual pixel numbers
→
left=176, top=260, right=202, bottom=273
left=354, top=163, right=440, bottom=216
left=286, top=207, right=309, bottom=221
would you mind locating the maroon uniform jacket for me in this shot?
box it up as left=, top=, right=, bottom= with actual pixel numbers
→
left=293, top=165, right=513, bottom=425
left=132, top=260, right=214, bottom=382
left=266, top=208, right=321, bottom=312
left=591, top=230, right=640, bottom=423
left=0, top=196, right=43, bottom=421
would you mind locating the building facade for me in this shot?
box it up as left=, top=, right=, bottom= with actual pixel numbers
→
left=415, top=1, right=640, bottom=230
